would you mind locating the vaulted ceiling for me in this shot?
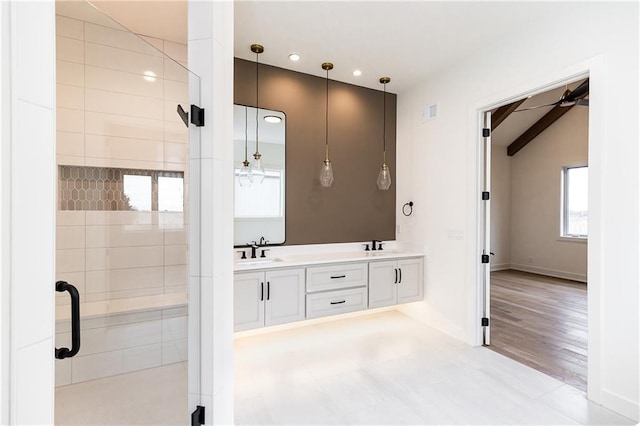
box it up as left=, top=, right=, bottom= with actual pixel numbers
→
left=491, top=79, right=589, bottom=154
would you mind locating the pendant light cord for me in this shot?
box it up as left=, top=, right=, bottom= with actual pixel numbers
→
left=255, top=51, right=260, bottom=154
left=244, top=106, right=248, bottom=162
left=382, top=82, right=387, bottom=164
left=325, top=67, right=329, bottom=161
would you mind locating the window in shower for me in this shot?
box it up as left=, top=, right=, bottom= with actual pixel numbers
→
left=123, top=174, right=152, bottom=211
left=158, top=176, right=184, bottom=212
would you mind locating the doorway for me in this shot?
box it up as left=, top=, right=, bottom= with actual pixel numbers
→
left=53, top=1, right=200, bottom=423
left=480, top=78, right=589, bottom=391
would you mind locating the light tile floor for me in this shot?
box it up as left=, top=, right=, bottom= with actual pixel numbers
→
left=234, top=310, right=635, bottom=425
left=56, top=311, right=635, bottom=425
left=55, top=362, right=187, bottom=425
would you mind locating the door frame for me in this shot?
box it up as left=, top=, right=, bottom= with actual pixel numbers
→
left=472, top=59, right=602, bottom=403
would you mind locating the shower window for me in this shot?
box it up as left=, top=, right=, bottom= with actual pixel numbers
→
left=123, top=174, right=152, bottom=211
left=158, top=176, right=184, bottom=212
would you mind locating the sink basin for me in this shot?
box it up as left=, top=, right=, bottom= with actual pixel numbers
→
left=365, top=250, right=397, bottom=256
left=237, top=257, right=283, bottom=266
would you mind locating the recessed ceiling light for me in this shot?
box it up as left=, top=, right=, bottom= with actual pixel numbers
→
left=143, top=71, right=156, bottom=82
left=264, top=115, right=282, bottom=123
left=288, top=53, right=301, bottom=62
left=352, top=70, right=362, bottom=77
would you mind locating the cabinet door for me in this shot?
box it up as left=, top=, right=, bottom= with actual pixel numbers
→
left=397, top=258, right=424, bottom=304
left=234, top=272, right=265, bottom=332
left=265, top=268, right=306, bottom=327
left=368, top=261, right=398, bottom=308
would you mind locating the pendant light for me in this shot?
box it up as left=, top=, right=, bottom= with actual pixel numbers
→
left=319, top=62, right=334, bottom=187
left=250, top=44, right=265, bottom=184
left=238, top=105, right=253, bottom=187
left=376, top=77, right=392, bottom=191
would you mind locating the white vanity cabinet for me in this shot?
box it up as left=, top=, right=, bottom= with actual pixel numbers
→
left=306, top=262, right=368, bottom=319
left=234, top=268, right=305, bottom=332
left=368, top=258, right=424, bottom=308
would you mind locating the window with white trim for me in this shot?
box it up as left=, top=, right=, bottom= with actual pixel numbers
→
left=562, top=166, right=588, bottom=238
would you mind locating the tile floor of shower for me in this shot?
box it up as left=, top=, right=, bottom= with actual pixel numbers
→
left=55, top=310, right=634, bottom=425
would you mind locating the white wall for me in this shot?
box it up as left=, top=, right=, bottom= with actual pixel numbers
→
left=395, top=3, right=638, bottom=420
left=0, top=2, right=56, bottom=424
left=489, top=146, right=511, bottom=270
left=509, top=106, right=588, bottom=281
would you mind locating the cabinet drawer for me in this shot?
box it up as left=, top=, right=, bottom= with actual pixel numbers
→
left=306, top=262, right=368, bottom=292
left=306, top=287, right=367, bottom=319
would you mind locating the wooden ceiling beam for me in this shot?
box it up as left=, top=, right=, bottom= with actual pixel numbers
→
left=507, top=91, right=588, bottom=157
left=491, top=98, right=527, bottom=131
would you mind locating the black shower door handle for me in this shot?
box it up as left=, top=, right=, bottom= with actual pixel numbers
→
left=55, top=280, right=81, bottom=359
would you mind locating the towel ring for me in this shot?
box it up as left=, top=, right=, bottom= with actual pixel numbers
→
left=402, top=201, right=414, bottom=216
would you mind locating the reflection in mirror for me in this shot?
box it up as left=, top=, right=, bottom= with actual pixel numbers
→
left=234, top=105, right=286, bottom=246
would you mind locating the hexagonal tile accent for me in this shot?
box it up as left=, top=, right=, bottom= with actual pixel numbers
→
left=58, top=166, right=184, bottom=211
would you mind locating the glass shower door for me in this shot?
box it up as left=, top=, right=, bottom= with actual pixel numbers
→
left=53, top=2, right=200, bottom=424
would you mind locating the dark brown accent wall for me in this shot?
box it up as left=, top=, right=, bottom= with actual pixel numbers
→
left=235, top=58, right=396, bottom=245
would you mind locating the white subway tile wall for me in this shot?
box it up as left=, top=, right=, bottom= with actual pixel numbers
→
left=55, top=15, right=189, bottom=385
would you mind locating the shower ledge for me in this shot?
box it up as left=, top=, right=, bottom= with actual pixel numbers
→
left=55, top=292, right=187, bottom=321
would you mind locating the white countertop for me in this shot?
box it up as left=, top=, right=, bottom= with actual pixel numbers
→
left=234, top=250, right=424, bottom=272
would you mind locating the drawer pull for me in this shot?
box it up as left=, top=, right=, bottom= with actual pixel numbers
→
left=330, top=275, right=346, bottom=279
left=330, top=300, right=346, bottom=305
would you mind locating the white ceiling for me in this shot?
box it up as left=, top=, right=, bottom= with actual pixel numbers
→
left=87, top=1, right=580, bottom=93
left=234, top=1, right=578, bottom=92
left=491, top=80, right=588, bottom=147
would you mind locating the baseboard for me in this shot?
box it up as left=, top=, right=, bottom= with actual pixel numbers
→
left=600, top=389, right=640, bottom=422
left=509, top=264, right=587, bottom=283
left=490, top=263, right=510, bottom=272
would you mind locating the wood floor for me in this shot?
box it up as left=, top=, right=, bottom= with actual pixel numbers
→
left=488, top=269, right=587, bottom=391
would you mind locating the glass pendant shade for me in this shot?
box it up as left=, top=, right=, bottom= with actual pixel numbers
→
left=319, top=160, right=334, bottom=187
left=377, top=163, right=391, bottom=190
left=319, top=62, right=334, bottom=188
left=251, top=154, right=265, bottom=184
left=238, top=160, right=253, bottom=187
left=377, top=76, right=392, bottom=191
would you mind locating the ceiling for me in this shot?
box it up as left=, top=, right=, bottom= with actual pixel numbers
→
left=87, top=0, right=579, bottom=93
left=491, top=80, right=588, bottom=147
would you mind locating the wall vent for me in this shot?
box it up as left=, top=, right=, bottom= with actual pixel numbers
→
left=422, top=103, right=438, bottom=122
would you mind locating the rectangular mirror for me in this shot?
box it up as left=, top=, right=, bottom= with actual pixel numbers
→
left=234, top=104, right=286, bottom=246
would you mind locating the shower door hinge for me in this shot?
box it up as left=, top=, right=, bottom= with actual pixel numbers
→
left=481, top=317, right=489, bottom=327
left=191, top=405, right=205, bottom=426
left=190, top=105, right=205, bottom=127
left=482, top=128, right=491, bottom=138
left=177, top=104, right=205, bottom=128
left=482, top=191, right=490, bottom=200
